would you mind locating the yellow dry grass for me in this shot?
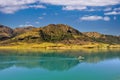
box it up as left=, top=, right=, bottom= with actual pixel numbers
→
left=0, top=42, right=120, bottom=50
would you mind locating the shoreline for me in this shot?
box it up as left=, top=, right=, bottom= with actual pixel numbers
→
left=0, top=42, right=120, bottom=50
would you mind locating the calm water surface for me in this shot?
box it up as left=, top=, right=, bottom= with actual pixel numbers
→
left=0, top=49, right=120, bottom=80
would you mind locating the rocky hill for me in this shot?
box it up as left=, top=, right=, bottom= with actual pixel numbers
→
left=83, top=32, right=120, bottom=44
left=9, top=24, right=92, bottom=44
left=0, top=25, right=14, bottom=41
left=83, top=32, right=102, bottom=38
left=0, top=24, right=120, bottom=45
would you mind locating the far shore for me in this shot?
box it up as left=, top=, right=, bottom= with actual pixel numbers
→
left=0, top=42, right=120, bottom=50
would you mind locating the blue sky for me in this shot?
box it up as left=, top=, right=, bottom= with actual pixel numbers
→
left=0, top=0, right=120, bottom=35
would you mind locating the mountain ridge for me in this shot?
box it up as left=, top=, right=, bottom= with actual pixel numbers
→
left=0, top=24, right=120, bottom=45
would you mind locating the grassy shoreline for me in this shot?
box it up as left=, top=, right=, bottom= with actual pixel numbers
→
left=0, top=42, right=120, bottom=50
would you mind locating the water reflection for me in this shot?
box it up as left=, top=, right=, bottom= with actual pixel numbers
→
left=0, top=49, right=120, bottom=71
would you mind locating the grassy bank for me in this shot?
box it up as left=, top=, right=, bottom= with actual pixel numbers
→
left=0, top=42, right=120, bottom=50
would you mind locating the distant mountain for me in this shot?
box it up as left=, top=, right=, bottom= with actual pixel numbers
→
left=83, top=32, right=120, bottom=44
left=83, top=32, right=102, bottom=38
left=0, top=24, right=13, bottom=41
left=0, top=24, right=120, bottom=45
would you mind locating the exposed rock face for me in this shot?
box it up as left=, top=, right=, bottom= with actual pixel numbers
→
left=0, top=25, right=13, bottom=40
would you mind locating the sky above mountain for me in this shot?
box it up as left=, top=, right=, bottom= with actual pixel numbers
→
left=0, top=0, right=120, bottom=35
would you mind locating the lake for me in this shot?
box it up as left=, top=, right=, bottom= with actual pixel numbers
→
left=0, top=49, right=120, bottom=80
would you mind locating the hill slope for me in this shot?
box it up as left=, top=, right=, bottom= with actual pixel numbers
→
left=9, top=24, right=92, bottom=44
left=13, top=26, right=35, bottom=36
left=0, top=25, right=14, bottom=41
left=83, top=32, right=120, bottom=44
left=0, top=24, right=120, bottom=46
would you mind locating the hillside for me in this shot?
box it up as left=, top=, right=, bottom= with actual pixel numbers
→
left=83, top=32, right=120, bottom=44
left=0, top=24, right=120, bottom=48
left=13, top=26, right=35, bottom=36
left=83, top=32, right=102, bottom=38
left=0, top=25, right=14, bottom=41
left=7, top=24, right=92, bottom=44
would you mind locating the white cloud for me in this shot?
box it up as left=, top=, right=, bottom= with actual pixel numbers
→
left=29, top=5, right=46, bottom=8
left=38, top=16, right=43, bottom=19
left=19, top=24, right=33, bottom=27
left=104, top=8, right=112, bottom=11
left=103, top=16, right=110, bottom=21
left=63, top=6, right=87, bottom=11
left=0, top=0, right=36, bottom=7
left=104, top=11, right=120, bottom=15
left=86, top=9, right=96, bottom=12
left=1, top=4, right=46, bottom=14
left=114, top=7, right=120, bottom=11
left=35, top=21, right=40, bottom=24
left=0, top=0, right=120, bottom=13
left=40, top=0, right=120, bottom=10
left=0, top=6, right=28, bottom=14
left=0, top=0, right=45, bottom=14
left=40, top=0, right=120, bottom=6
left=0, top=5, right=45, bottom=14
left=80, top=15, right=110, bottom=21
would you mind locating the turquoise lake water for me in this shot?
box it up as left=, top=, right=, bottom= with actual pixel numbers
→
left=0, top=49, right=120, bottom=80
